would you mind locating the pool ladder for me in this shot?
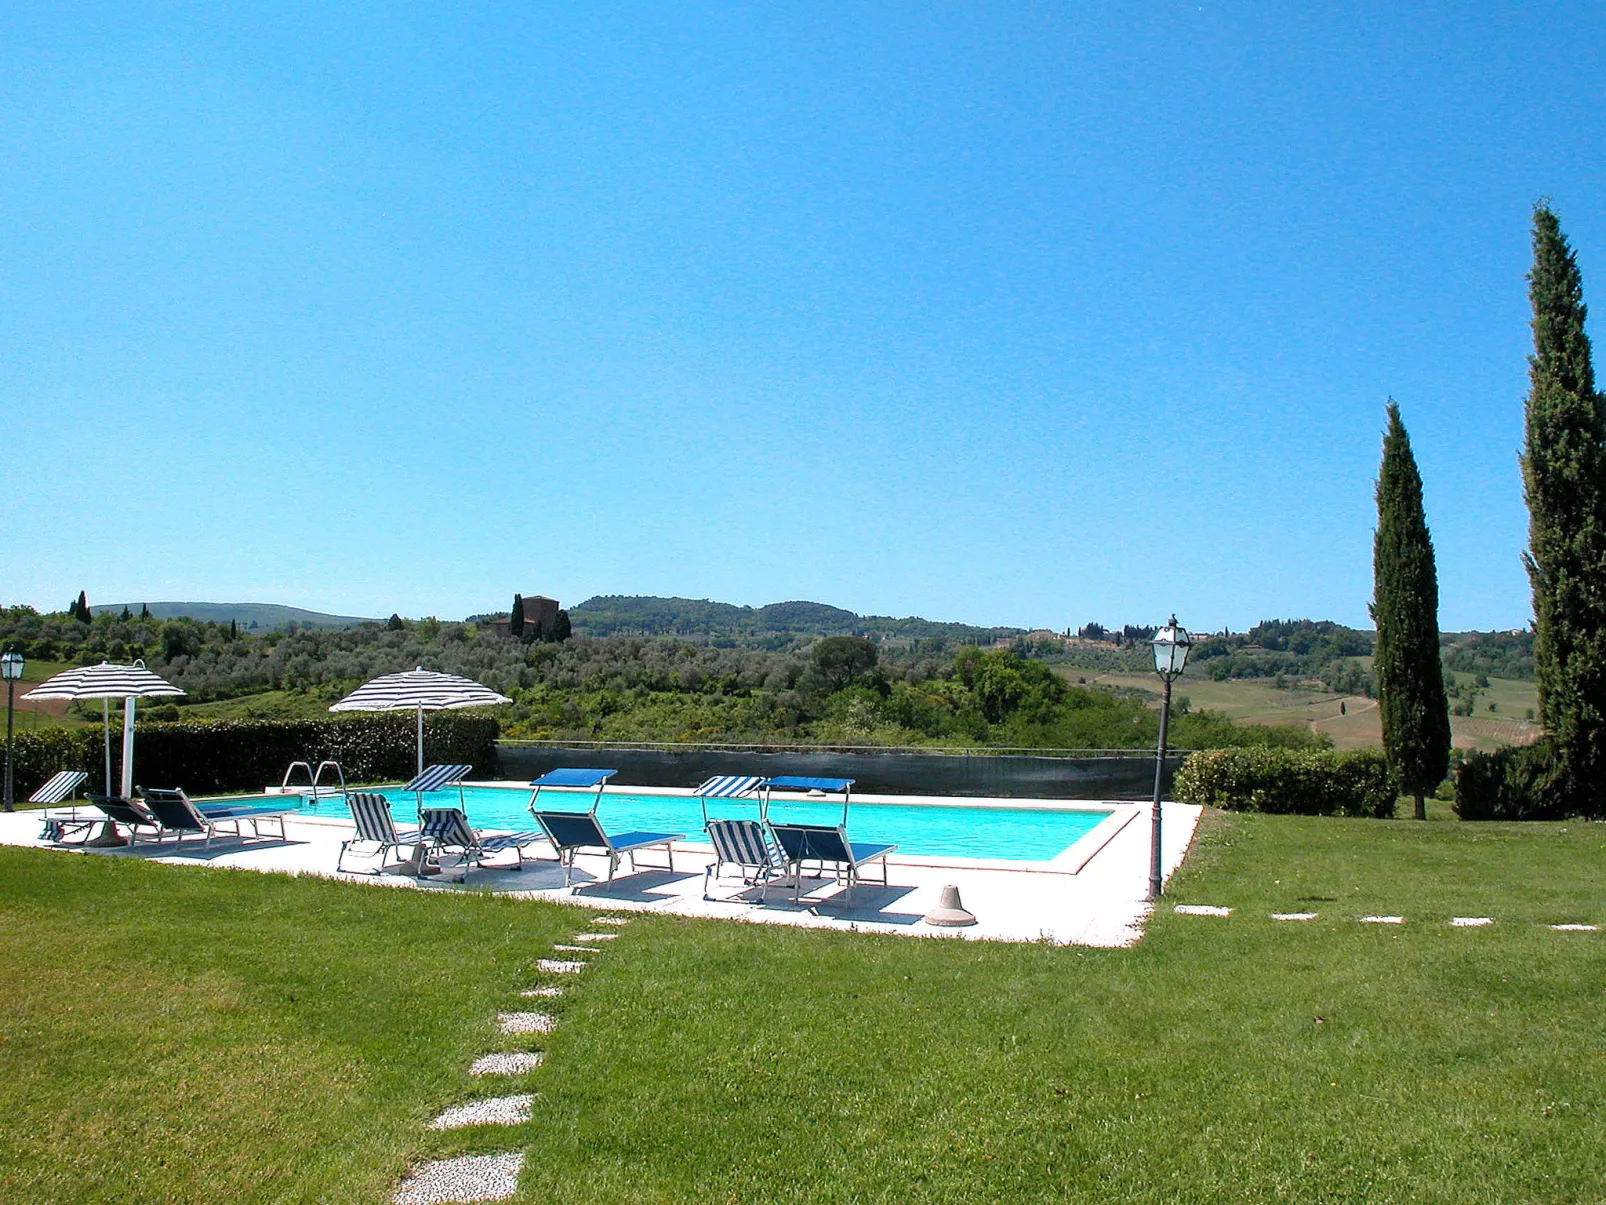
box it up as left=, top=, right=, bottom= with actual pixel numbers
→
left=282, top=760, right=348, bottom=803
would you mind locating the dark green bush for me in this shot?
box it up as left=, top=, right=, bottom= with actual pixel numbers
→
left=1453, top=743, right=1575, bottom=821
left=6, top=713, right=499, bottom=800
left=1173, top=747, right=1397, bottom=817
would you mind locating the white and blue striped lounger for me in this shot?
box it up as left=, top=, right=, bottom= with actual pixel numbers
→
left=403, top=764, right=474, bottom=793
left=704, top=819, right=792, bottom=903
left=337, top=792, right=422, bottom=873
left=417, top=807, right=548, bottom=883
left=34, top=771, right=95, bottom=842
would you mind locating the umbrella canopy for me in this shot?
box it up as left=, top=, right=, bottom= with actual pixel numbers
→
left=330, top=667, right=510, bottom=776
left=24, top=660, right=185, bottom=797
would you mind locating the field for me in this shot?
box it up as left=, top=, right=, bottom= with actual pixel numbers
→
left=1065, top=667, right=1540, bottom=753
left=2, top=807, right=1603, bottom=1203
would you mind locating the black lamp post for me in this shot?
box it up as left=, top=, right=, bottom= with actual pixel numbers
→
left=2, top=650, right=23, bottom=812
left=1148, top=617, right=1191, bottom=899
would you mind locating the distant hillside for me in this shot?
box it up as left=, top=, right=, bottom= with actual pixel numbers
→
left=569, top=595, right=1024, bottom=645
left=92, top=601, right=379, bottom=631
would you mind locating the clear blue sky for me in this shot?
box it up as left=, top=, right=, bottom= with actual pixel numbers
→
left=5, top=3, right=1604, bottom=632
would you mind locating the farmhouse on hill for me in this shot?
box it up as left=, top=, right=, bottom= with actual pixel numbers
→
left=488, top=594, right=561, bottom=639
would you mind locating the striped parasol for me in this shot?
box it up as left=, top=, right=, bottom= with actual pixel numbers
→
left=330, top=667, right=510, bottom=776
left=24, top=660, right=185, bottom=799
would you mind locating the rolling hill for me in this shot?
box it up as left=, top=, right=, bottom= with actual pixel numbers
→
left=91, top=602, right=379, bottom=631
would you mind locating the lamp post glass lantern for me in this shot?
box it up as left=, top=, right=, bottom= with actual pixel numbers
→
left=1148, top=617, right=1191, bottom=899
left=2, top=650, right=23, bottom=813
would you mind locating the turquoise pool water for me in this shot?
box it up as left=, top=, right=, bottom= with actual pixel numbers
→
left=294, top=786, right=1108, bottom=862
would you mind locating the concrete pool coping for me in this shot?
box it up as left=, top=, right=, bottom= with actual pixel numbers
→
left=2, top=792, right=1201, bottom=947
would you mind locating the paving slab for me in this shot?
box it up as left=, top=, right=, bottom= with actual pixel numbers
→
left=393, top=1152, right=524, bottom=1203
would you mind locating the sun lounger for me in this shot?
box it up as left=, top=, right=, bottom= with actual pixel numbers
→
left=33, top=771, right=95, bottom=842
left=80, top=794, right=164, bottom=844
left=767, top=822, right=896, bottom=904
left=337, top=792, right=423, bottom=873
left=140, top=787, right=296, bottom=847
left=415, top=807, right=549, bottom=882
left=530, top=809, right=683, bottom=888
left=704, top=818, right=793, bottom=902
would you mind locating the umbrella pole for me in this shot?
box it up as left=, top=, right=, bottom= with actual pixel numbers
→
left=120, top=696, right=137, bottom=799
left=416, top=705, right=424, bottom=778
left=102, top=700, right=112, bottom=794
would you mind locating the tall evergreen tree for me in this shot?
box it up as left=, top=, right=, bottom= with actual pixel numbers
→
left=140, top=603, right=150, bottom=619
left=1521, top=202, right=1606, bottom=809
left=508, top=593, right=525, bottom=640
left=74, top=591, right=90, bottom=623
left=1371, top=401, right=1451, bottom=820
left=119, top=606, right=131, bottom=622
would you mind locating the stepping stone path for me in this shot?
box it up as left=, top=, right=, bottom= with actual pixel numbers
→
left=1550, top=923, right=1600, bottom=931
left=470, top=1052, right=544, bottom=1076
left=1359, top=916, right=1405, bottom=924
left=1173, top=905, right=1232, bottom=917
left=1450, top=917, right=1494, bottom=927
left=397, top=917, right=627, bottom=1202
left=537, top=959, right=588, bottom=974
left=497, top=1012, right=557, bottom=1035
left=393, top=1153, right=525, bottom=1204
left=428, top=1094, right=533, bottom=1131
left=1271, top=912, right=1318, bottom=921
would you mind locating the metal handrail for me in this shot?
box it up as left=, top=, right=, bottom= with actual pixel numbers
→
left=281, top=761, right=314, bottom=791
left=313, top=761, right=347, bottom=797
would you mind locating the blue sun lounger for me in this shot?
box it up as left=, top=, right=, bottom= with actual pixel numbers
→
left=762, top=776, right=895, bottom=904
left=140, top=787, right=297, bottom=848
left=528, top=768, right=683, bottom=888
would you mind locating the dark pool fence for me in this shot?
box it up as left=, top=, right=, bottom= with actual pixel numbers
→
left=495, top=741, right=1188, bottom=800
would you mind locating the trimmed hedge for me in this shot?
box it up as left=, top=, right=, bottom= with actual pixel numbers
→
left=1453, top=743, right=1578, bottom=821
left=1172, top=747, right=1398, bottom=818
left=4, top=713, right=500, bottom=800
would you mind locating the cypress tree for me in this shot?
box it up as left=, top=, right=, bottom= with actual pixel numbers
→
left=74, top=591, right=91, bottom=623
left=1521, top=202, right=1606, bottom=810
left=508, top=593, right=525, bottom=640
left=119, top=606, right=131, bottom=622
left=140, top=603, right=151, bottom=619
left=1371, top=400, right=1451, bottom=820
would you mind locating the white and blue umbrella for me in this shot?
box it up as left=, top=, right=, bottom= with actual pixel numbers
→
left=330, top=667, right=510, bottom=776
left=23, top=660, right=185, bottom=799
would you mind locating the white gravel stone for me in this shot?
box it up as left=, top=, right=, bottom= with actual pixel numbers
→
left=521, top=985, right=564, bottom=998
left=470, top=1052, right=544, bottom=1076
left=1450, top=916, right=1494, bottom=927
left=1550, top=923, right=1600, bottom=932
left=537, top=959, right=588, bottom=974
left=1359, top=915, right=1405, bottom=924
left=572, top=932, right=618, bottom=942
left=428, top=1094, right=534, bottom=1130
left=393, top=1152, right=525, bottom=1203
left=591, top=916, right=631, bottom=925
left=497, top=1011, right=556, bottom=1035
left=1173, top=904, right=1232, bottom=917
left=1271, top=912, right=1319, bottom=921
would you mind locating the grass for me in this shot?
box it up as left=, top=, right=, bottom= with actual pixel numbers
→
left=3, top=811, right=1604, bottom=1203
left=1067, top=667, right=1540, bottom=752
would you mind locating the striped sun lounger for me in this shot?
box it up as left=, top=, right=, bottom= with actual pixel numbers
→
left=34, top=771, right=95, bottom=842
left=704, top=819, right=792, bottom=902
left=337, top=792, right=422, bottom=873
left=416, top=807, right=548, bottom=883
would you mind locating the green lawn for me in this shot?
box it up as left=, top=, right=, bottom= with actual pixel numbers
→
left=3, top=810, right=1603, bottom=1203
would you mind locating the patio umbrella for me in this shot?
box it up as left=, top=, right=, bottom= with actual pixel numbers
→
left=23, top=661, right=185, bottom=844
left=329, top=667, right=510, bottom=777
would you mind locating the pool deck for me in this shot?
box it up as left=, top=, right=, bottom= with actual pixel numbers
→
left=0, top=793, right=1202, bottom=947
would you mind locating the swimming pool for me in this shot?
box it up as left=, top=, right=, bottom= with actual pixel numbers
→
left=293, top=786, right=1109, bottom=862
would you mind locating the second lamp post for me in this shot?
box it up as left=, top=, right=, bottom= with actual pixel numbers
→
left=1148, top=617, right=1191, bottom=899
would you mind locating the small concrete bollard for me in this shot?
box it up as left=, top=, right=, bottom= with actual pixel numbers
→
left=924, top=884, right=977, bottom=927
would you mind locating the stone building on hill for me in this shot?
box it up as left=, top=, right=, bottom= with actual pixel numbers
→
left=489, top=595, right=561, bottom=640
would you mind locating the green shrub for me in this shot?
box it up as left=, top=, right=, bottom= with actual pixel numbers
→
left=1173, top=747, right=1397, bottom=817
left=1453, top=743, right=1573, bottom=821
left=5, top=713, right=499, bottom=800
